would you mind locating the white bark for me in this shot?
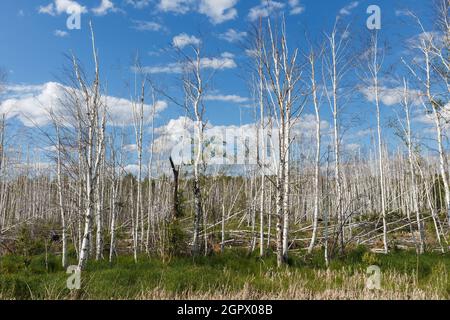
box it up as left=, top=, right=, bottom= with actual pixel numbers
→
left=308, top=49, right=321, bottom=254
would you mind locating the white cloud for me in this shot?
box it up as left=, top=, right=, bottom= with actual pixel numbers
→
left=0, top=82, right=63, bottom=126
left=157, top=0, right=238, bottom=24
left=126, top=0, right=151, bottom=9
left=92, top=0, right=117, bottom=15
left=138, top=62, right=184, bottom=74
left=355, top=128, right=373, bottom=137
left=0, top=82, right=168, bottom=127
left=288, top=0, right=304, bottom=15
left=54, top=30, right=69, bottom=37
left=344, top=143, right=360, bottom=152
left=138, top=53, right=237, bottom=74
left=153, top=116, right=194, bottom=154
left=200, top=52, right=237, bottom=69
left=414, top=102, right=450, bottom=127
left=198, top=0, right=238, bottom=24
left=248, top=0, right=285, bottom=21
left=38, top=0, right=87, bottom=16
left=219, top=28, right=247, bottom=43
left=406, top=31, right=445, bottom=49
left=123, top=144, right=138, bottom=152
left=106, top=97, right=168, bottom=126
left=245, top=49, right=258, bottom=58
left=360, top=85, right=422, bottom=107
left=2, top=84, right=45, bottom=98
left=292, top=114, right=330, bottom=139
left=153, top=114, right=330, bottom=168
left=290, top=6, right=304, bottom=15
left=123, top=164, right=148, bottom=176
left=204, top=94, right=249, bottom=103
left=172, top=33, right=201, bottom=48
left=158, top=0, right=193, bottom=14
left=38, top=3, right=55, bottom=15
left=132, top=20, right=164, bottom=32
left=339, top=1, right=359, bottom=16
left=395, top=9, right=411, bottom=17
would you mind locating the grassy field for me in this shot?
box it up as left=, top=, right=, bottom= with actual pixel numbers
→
left=0, top=247, right=449, bottom=300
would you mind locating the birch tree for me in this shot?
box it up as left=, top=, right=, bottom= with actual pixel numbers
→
left=0, top=68, right=5, bottom=180
left=307, top=45, right=322, bottom=253
left=177, top=42, right=208, bottom=255
left=73, top=22, right=107, bottom=270
left=323, top=22, right=351, bottom=254
left=131, top=61, right=146, bottom=262
left=403, top=4, right=450, bottom=228
left=400, top=78, right=425, bottom=253
left=55, top=123, right=68, bottom=268
left=362, top=32, right=388, bottom=253
left=261, top=17, right=301, bottom=266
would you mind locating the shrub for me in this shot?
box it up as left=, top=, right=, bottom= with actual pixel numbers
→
left=362, top=251, right=380, bottom=266
left=0, top=255, right=25, bottom=274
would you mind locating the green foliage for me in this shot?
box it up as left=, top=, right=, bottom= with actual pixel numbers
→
left=0, top=248, right=448, bottom=299
left=362, top=251, right=381, bottom=266
left=0, top=255, right=26, bottom=273
left=346, top=245, right=369, bottom=264
left=167, top=220, right=189, bottom=257
left=16, top=226, right=46, bottom=258
left=28, top=254, right=62, bottom=274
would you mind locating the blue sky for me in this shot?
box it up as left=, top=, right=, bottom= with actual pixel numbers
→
left=0, top=0, right=441, bottom=162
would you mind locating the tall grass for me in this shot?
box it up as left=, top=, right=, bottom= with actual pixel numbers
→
left=0, top=248, right=448, bottom=300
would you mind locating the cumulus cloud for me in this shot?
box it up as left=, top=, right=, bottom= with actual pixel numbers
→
left=158, top=0, right=193, bottom=14
left=152, top=116, right=194, bottom=154
left=0, top=82, right=167, bottom=127
left=219, top=28, right=247, bottom=43
left=105, top=96, right=167, bottom=126
left=198, top=0, right=238, bottom=24
left=172, top=33, right=201, bottom=48
left=92, top=0, right=117, bottom=15
left=39, top=0, right=117, bottom=16
left=200, top=52, right=237, bottom=69
left=291, top=114, right=330, bottom=140
left=288, top=0, right=304, bottom=15
left=157, top=0, right=238, bottom=24
left=248, top=0, right=285, bottom=21
left=360, top=85, right=422, bottom=107
left=153, top=114, right=330, bottom=168
left=38, top=0, right=87, bottom=16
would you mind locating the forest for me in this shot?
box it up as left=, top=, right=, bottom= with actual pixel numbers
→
left=0, top=0, right=449, bottom=300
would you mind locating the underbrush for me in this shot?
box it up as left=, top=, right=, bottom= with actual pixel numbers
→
left=0, top=247, right=448, bottom=299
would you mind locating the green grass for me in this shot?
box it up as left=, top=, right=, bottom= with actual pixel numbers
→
left=0, top=247, right=449, bottom=299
